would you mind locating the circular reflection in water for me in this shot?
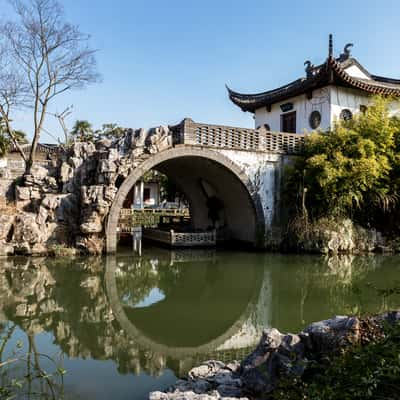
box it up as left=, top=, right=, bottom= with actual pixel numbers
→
left=105, top=249, right=265, bottom=357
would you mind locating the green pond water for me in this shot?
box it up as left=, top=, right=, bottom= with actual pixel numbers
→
left=1, top=247, right=400, bottom=399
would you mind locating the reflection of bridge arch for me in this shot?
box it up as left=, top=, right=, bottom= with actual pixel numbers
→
left=105, top=255, right=264, bottom=358
left=105, top=146, right=266, bottom=253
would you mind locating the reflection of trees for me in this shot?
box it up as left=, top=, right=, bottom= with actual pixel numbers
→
left=115, top=256, right=182, bottom=307
left=1, top=256, right=248, bottom=378
left=269, top=254, right=400, bottom=332
left=0, top=323, right=65, bottom=399
left=0, top=257, right=172, bottom=377
left=1, top=253, right=399, bottom=384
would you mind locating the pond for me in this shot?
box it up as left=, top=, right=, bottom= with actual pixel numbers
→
left=1, top=248, right=400, bottom=399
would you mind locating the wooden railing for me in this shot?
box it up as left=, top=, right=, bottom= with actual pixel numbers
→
left=172, top=118, right=305, bottom=154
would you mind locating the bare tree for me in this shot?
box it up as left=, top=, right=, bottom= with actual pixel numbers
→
left=0, top=0, right=99, bottom=174
left=47, top=105, right=73, bottom=144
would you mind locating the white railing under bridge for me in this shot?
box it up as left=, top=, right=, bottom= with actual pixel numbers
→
left=118, top=208, right=190, bottom=232
left=171, top=118, right=305, bottom=154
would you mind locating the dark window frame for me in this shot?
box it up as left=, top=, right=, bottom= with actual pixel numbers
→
left=143, top=187, right=151, bottom=202
left=280, top=111, right=297, bottom=133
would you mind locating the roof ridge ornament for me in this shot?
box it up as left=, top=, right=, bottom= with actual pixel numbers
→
left=339, top=43, right=354, bottom=61
left=304, top=60, right=315, bottom=78
left=328, top=34, right=333, bottom=59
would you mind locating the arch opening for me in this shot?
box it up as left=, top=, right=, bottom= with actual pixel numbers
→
left=106, top=147, right=265, bottom=252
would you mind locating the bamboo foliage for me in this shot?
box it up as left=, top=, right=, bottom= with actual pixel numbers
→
left=285, top=96, right=400, bottom=230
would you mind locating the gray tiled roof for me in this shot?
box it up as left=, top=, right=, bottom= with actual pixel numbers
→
left=227, top=56, right=400, bottom=113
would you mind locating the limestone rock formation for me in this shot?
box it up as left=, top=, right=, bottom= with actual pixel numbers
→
left=0, top=214, right=14, bottom=241
left=150, top=361, right=246, bottom=400
left=291, top=218, right=386, bottom=254
left=0, top=125, right=173, bottom=255
left=150, top=312, right=400, bottom=399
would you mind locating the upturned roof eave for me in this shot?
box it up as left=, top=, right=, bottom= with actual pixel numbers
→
left=228, top=57, right=400, bottom=113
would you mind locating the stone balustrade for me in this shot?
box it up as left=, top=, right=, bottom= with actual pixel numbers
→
left=172, top=118, right=305, bottom=154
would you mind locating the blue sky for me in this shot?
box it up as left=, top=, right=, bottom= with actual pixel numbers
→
left=2, top=0, right=400, bottom=142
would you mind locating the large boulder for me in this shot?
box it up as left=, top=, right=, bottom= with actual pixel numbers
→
left=150, top=361, right=246, bottom=400
left=0, top=214, right=14, bottom=241
left=31, top=243, right=48, bottom=256
left=15, top=185, right=31, bottom=201
left=0, top=242, right=14, bottom=256
left=24, top=165, right=50, bottom=186
left=80, top=209, right=103, bottom=234
left=151, top=313, right=400, bottom=399
left=241, top=329, right=305, bottom=394
left=13, top=213, right=43, bottom=244
left=41, top=193, right=79, bottom=227
left=43, top=223, right=72, bottom=245
left=76, top=235, right=104, bottom=255
left=293, top=218, right=385, bottom=254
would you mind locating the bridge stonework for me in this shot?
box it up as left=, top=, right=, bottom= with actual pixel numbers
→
left=1, top=119, right=303, bottom=255
left=105, top=119, right=303, bottom=252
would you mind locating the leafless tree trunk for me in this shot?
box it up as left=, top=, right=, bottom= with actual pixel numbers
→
left=0, top=0, right=99, bottom=174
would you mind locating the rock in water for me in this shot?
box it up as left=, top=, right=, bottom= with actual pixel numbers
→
left=149, top=312, right=400, bottom=399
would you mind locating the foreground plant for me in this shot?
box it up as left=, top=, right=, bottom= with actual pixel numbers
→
left=0, top=324, right=66, bottom=399
left=274, top=322, right=400, bottom=400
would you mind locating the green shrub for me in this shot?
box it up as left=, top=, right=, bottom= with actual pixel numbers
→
left=49, top=244, right=77, bottom=257
left=274, top=323, right=400, bottom=400
left=285, top=96, right=400, bottom=233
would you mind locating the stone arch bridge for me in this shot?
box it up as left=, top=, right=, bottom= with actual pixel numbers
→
left=4, top=118, right=304, bottom=255
left=105, top=119, right=304, bottom=253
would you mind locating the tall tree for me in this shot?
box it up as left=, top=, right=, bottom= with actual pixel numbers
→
left=71, top=119, right=93, bottom=141
left=96, top=123, right=125, bottom=139
left=0, top=0, right=99, bottom=174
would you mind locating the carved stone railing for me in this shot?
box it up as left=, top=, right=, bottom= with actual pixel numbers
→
left=172, top=118, right=305, bottom=154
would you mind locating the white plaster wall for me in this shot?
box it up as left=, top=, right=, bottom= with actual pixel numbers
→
left=219, top=149, right=281, bottom=229
left=254, top=84, right=400, bottom=133
left=344, top=65, right=370, bottom=80
left=133, top=182, right=160, bottom=207
left=145, top=183, right=160, bottom=206
left=254, top=87, right=331, bottom=134
left=330, top=86, right=370, bottom=126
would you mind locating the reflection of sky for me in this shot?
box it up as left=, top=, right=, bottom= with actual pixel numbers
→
left=121, top=288, right=166, bottom=308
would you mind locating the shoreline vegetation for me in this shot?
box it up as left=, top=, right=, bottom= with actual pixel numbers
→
left=150, top=311, right=400, bottom=400
left=284, top=97, right=400, bottom=256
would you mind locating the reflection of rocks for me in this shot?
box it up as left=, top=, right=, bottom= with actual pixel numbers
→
left=1, top=252, right=399, bottom=393
left=0, top=256, right=182, bottom=377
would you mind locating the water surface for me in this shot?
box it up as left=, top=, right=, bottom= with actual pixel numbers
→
left=1, top=248, right=400, bottom=399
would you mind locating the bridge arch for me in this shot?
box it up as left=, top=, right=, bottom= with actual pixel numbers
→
left=106, top=146, right=265, bottom=253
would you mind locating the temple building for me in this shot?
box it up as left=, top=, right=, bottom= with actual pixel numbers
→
left=227, top=35, right=400, bottom=134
